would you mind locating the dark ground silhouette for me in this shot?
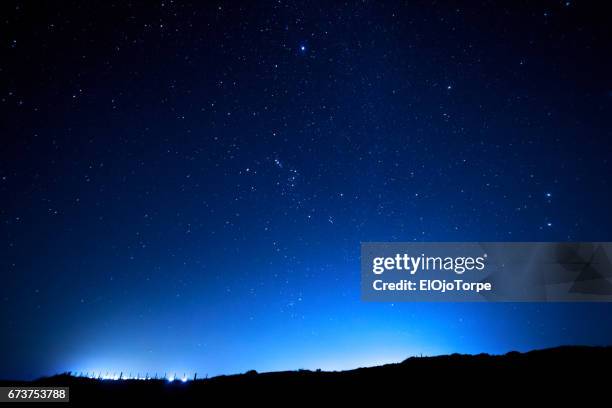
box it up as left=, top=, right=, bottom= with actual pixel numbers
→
left=1, top=345, right=609, bottom=403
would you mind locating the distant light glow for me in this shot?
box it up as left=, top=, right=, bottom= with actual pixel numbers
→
left=74, top=372, right=193, bottom=382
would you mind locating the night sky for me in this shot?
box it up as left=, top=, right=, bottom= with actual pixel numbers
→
left=2, top=1, right=612, bottom=380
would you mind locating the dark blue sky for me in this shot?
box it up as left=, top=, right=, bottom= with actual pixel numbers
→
left=1, top=0, right=612, bottom=379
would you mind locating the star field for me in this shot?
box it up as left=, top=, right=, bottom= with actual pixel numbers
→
left=1, top=0, right=612, bottom=379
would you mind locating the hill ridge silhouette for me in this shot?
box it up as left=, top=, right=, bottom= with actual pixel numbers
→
left=2, top=345, right=609, bottom=403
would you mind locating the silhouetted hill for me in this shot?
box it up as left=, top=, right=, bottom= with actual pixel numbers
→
left=1, top=345, right=609, bottom=403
